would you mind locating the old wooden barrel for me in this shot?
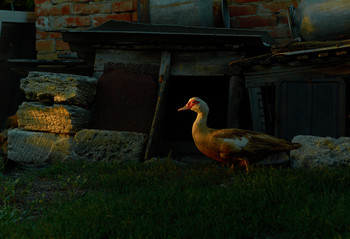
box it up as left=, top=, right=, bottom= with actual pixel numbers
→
left=291, top=0, right=350, bottom=41
left=149, top=0, right=230, bottom=28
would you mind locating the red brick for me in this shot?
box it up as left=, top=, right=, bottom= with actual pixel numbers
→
left=35, top=17, right=50, bottom=28
left=36, top=31, right=47, bottom=39
left=237, top=15, right=277, bottom=28
left=36, top=31, right=62, bottom=39
left=51, top=16, right=91, bottom=28
left=50, top=32, right=63, bottom=38
left=112, top=0, right=136, bottom=12
left=36, top=4, right=72, bottom=16
left=73, top=3, right=112, bottom=14
left=72, top=0, right=90, bottom=2
left=92, top=13, right=132, bottom=27
left=56, top=39, right=70, bottom=51
left=132, top=11, right=138, bottom=22
left=65, top=16, right=91, bottom=27
left=229, top=5, right=257, bottom=17
left=234, top=0, right=263, bottom=3
left=259, top=2, right=294, bottom=14
left=34, top=0, right=51, bottom=5
left=36, top=39, right=56, bottom=53
left=52, top=0, right=71, bottom=3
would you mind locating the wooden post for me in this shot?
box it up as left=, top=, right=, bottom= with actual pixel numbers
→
left=137, top=0, right=150, bottom=23
left=227, top=76, right=243, bottom=128
left=144, top=50, right=171, bottom=160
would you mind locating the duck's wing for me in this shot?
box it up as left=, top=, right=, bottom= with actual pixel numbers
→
left=211, top=128, right=300, bottom=158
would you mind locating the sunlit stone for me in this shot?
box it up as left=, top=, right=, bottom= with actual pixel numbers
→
left=16, top=102, right=91, bottom=134
left=20, top=71, right=98, bottom=106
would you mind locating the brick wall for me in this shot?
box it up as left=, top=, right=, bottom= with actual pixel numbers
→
left=34, top=0, right=301, bottom=60
left=229, top=0, right=301, bottom=43
left=34, top=0, right=137, bottom=60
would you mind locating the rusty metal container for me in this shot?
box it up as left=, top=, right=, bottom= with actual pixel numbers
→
left=289, top=0, right=350, bottom=41
left=149, top=0, right=230, bottom=28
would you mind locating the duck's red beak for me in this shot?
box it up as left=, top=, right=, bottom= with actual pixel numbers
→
left=178, top=105, right=190, bottom=111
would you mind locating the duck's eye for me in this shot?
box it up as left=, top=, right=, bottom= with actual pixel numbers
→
left=187, top=100, right=200, bottom=109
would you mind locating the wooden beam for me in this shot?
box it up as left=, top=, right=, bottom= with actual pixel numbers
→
left=144, top=50, right=171, bottom=160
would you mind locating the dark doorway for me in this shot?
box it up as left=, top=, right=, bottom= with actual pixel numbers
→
left=160, top=75, right=230, bottom=156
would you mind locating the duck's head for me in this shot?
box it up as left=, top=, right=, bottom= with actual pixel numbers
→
left=178, top=97, right=209, bottom=114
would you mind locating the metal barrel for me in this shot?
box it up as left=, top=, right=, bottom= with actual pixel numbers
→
left=290, top=0, right=350, bottom=41
left=149, top=0, right=230, bottom=28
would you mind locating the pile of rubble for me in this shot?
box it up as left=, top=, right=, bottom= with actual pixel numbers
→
left=2, top=72, right=147, bottom=165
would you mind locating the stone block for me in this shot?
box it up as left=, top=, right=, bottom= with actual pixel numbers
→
left=290, top=135, right=350, bottom=169
left=16, top=102, right=91, bottom=134
left=74, top=129, right=147, bottom=162
left=7, top=129, right=74, bottom=164
left=20, top=71, right=98, bottom=106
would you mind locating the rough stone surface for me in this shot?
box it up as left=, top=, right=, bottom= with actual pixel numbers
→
left=74, top=129, right=147, bottom=162
left=16, top=102, right=91, bottom=134
left=20, top=71, right=98, bottom=106
left=290, top=135, right=350, bottom=168
left=7, top=129, right=74, bottom=164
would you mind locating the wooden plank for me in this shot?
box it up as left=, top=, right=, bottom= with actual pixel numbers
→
left=171, top=51, right=241, bottom=76
left=94, top=49, right=161, bottom=72
left=93, top=49, right=161, bottom=79
left=248, top=87, right=266, bottom=133
left=245, top=62, right=350, bottom=88
left=144, top=50, right=171, bottom=160
left=227, top=76, right=243, bottom=128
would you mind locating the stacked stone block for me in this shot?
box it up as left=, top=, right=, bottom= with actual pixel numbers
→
left=7, top=71, right=147, bottom=165
left=8, top=71, right=97, bottom=164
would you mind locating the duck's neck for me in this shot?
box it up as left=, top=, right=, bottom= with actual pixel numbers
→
left=192, top=112, right=208, bottom=134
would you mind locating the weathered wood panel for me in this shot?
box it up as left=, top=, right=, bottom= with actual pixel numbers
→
left=94, top=49, right=240, bottom=77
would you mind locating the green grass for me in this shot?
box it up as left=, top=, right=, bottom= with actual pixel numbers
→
left=1, top=159, right=350, bottom=238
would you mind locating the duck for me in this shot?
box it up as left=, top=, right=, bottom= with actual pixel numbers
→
left=178, top=97, right=301, bottom=171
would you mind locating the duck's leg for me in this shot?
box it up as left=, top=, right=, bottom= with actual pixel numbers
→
left=242, top=159, right=250, bottom=173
